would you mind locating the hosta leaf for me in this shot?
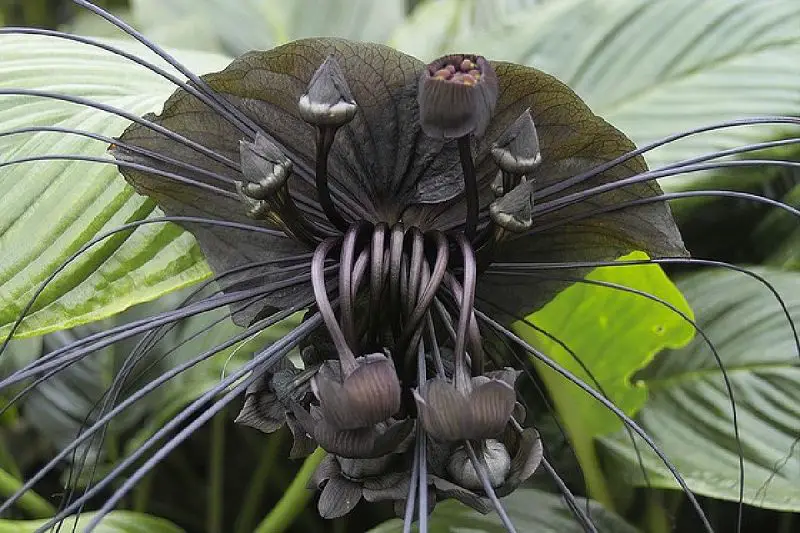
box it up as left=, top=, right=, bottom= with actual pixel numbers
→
left=0, top=35, right=229, bottom=338
left=0, top=511, right=184, bottom=533
left=130, top=0, right=405, bottom=55
left=601, top=268, right=800, bottom=512
left=401, top=0, right=800, bottom=181
left=514, top=251, right=694, bottom=503
left=368, top=488, right=638, bottom=533
left=390, top=0, right=543, bottom=61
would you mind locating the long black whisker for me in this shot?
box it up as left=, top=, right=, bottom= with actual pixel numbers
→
left=658, top=138, right=800, bottom=172
left=516, top=271, right=745, bottom=531
left=540, top=456, right=599, bottom=533
left=0, top=88, right=239, bottom=169
left=529, top=190, right=800, bottom=242
left=487, top=257, right=800, bottom=362
left=0, top=303, right=307, bottom=516
left=0, top=126, right=236, bottom=184
left=476, top=310, right=715, bottom=533
left=63, top=294, right=277, bottom=519
left=38, top=313, right=321, bottom=531
left=0, top=27, right=254, bottom=138
left=537, top=116, right=800, bottom=199
left=534, top=160, right=800, bottom=218
left=70, top=0, right=257, bottom=138
left=1, top=215, right=288, bottom=354
left=0, top=155, right=238, bottom=194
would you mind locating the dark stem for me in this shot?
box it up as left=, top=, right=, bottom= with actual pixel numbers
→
left=457, top=135, right=479, bottom=241
left=314, top=127, right=349, bottom=231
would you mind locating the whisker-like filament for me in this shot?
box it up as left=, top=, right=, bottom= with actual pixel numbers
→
left=0, top=154, right=238, bottom=195
left=507, top=271, right=745, bottom=528
left=487, top=257, right=800, bottom=361
left=0, top=126, right=237, bottom=184
left=0, top=303, right=308, bottom=516
left=0, top=88, right=240, bottom=170
left=476, top=309, right=716, bottom=533
left=35, top=314, right=322, bottom=531
left=536, top=116, right=800, bottom=199
left=539, top=455, right=599, bottom=533
left=1, top=215, right=289, bottom=354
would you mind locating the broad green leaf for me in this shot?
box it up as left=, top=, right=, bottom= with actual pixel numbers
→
left=130, top=0, right=406, bottom=55
left=515, top=252, right=694, bottom=503
left=0, top=511, right=184, bottom=533
left=601, top=267, right=800, bottom=512
left=399, top=0, right=800, bottom=181
left=368, top=488, right=638, bottom=533
left=0, top=35, right=230, bottom=338
left=390, top=0, right=543, bottom=61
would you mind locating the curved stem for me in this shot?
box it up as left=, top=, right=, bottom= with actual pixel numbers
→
left=457, top=136, right=479, bottom=240
left=314, top=127, right=348, bottom=231
left=253, top=448, right=327, bottom=533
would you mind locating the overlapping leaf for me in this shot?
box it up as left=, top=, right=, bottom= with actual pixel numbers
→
left=601, top=268, right=800, bottom=511
left=0, top=36, right=229, bottom=338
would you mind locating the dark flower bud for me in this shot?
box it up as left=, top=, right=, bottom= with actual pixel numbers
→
left=293, top=405, right=413, bottom=459
left=489, top=176, right=536, bottom=232
left=238, top=132, right=293, bottom=199
left=314, top=353, right=401, bottom=430
left=447, top=440, right=511, bottom=489
left=234, top=359, right=309, bottom=434
left=490, top=108, right=541, bottom=174
left=298, top=55, right=357, bottom=126
left=417, top=54, right=499, bottom=139
left=413, top=369, right=519, bottom=441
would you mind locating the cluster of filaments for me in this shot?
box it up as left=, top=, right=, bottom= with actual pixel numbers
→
left=235, top=53, right=542, bottom=520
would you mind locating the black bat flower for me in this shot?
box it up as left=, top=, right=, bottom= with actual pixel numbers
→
left=1, top=2, right=799, bottom=533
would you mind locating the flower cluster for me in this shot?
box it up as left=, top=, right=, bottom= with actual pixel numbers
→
left=109, top=38, right=685, bottom=525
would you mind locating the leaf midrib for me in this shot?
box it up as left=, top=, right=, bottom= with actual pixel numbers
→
left=644, top=361, right=798, bottom=389
left=598, top=38, right=800, bottom=116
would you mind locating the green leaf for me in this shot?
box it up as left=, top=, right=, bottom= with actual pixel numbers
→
left=0, top=511, right=184, bottom=533
left=368, top=488, right=638, bottom=533
left=130, top=0, right=406, bottom=55
left=600, top=267, right=800, bottom=512
left=0, top=35, right=231, bottom=338
left=390, top=0, right=543, bottom=61
left=514, top=252, right=694, bottom=504
left=402, top=0, right=800, bottom=179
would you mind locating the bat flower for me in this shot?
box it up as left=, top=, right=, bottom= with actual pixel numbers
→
left=414, top=368, right=520, bottom=441
left=234, top=358, right=317, bottom=458
left=430, top=425, right=544, bottom=514
left=308, top=426, right=415, bottom=519
left=106, top=36, right=686, bottom=527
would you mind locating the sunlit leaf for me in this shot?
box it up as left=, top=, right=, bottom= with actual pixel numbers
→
left=601, top=267, right=800, bottom=512
left=514, top=252, right=694, bottom=502
left=0, top=35, right=229, bottom=338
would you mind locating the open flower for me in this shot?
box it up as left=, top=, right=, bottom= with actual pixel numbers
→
left=106, top=39, right=684, bottom=527
left=8, top=7, right=792, bottom=532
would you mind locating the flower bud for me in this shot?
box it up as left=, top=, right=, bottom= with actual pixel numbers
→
left=447, top=440, right=511, bottom=490
left=417, top=54, right=498, bottom=139
left=298, top=55, right=358, bottom=126
left=314, top=353, right=401, bottom=430
left=490, top=108, right=541, bottom=174
left=239, top=132, right=292, bottom=199
left=489, top=177, right=536, bottom=232
left=413, top=374, right=516, bottom=441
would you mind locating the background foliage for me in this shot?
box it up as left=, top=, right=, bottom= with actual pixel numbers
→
left=0, top=0, right=798, bottom=532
